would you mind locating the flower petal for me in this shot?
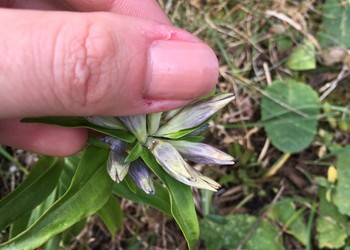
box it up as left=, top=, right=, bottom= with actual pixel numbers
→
left=156, top=93, right=234, bottom=137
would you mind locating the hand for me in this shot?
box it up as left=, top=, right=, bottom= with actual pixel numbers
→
left=0, top=0, right=219, bottom=156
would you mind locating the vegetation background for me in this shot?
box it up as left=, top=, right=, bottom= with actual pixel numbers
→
left=1, top=0, right=350, bottom=249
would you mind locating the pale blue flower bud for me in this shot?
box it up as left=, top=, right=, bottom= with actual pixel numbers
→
left=129, top=160, right=155, bottom=195
left=146, top=139, right=197, bottom=184
left=119, top=115, right=147, bottom=144
left=147, top=112, right=162, bottom=135
left=106, top=150, right=129, bottom=183
left=101, top=136, right=125, bottom=152
left=156, top=93, right=234, bottom=137
left=86, top=116, right=126, bottom=130
left=168, top=140, right=234, bottom=165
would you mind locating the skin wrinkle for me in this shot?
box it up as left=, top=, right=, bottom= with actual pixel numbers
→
left=53, top=16, right=115, bottom=113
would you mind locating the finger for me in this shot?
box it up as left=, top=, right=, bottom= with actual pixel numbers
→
left=0, top=9, right=218, bottom=119
left=63, top=0, right=171, bottom=24
left=0, top=0, right=71, bottom=10
left=0, top=119, right=88, bottom=156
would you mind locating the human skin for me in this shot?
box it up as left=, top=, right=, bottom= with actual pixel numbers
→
left=0, top=0, right=219, bottom=156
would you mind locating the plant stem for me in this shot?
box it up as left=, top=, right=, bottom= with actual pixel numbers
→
left=264, top=152, right=291, bottom=177
left=0, top=146, right=29, bottom=175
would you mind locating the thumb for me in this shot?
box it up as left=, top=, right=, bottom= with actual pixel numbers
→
left=0, top=8, right=218, bottom=119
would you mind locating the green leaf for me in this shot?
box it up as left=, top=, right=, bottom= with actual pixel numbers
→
left=0, top=157, right=63, bottom=231
left=61, top=219, right=86, bottom=245
left=10, top=187, right=59, bottom=239
left=22, top=117, right=135, bottom=143
left=317, top=0, right=350, bottom=49
left=125, top=142, right=143, bottom=163
left=113, top=180, right=171, bottom=216
left=0, top=146, right=113, bottom=250
left=316, top=188, right=348, bottom=249
left=286, top=40, right=316, bottom=70
left=97, top=195, right=123, bottom=238
left=200, top=214, right=283, bottom=250
left=58, top=157, right=80, bottom=196
left=267, top=199, right=308, bottom=245
left=261, top=79, right=320, bottom=153
left=141, top=150, right=199, bottom=250
left=333, top=146, right=350, bottom=215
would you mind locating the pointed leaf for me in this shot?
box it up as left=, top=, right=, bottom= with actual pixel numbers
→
left=141, top=150, right=199, bottom=250
left=0, top=146, right=113, bottom=250
left=0, top=157, right=63, bottom=231
left=124, top=142, right=143, bottom=163
left=113, top=180, right=171, bottom=216
left=22, top=117, right=135, bottom=143
left=97, top=195, right=123, bottom=238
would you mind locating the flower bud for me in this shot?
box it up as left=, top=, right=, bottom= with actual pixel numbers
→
left=147, top=139, right=197, bottom=184
left=168, top=140, right=234, bottom=165
left=147, top=112, right=162, bottom=135
left=101, top=136, right=125, bottom=152
left=156, top=93, right=234, bottom=137
left=163, top=108, right=181, bottom=122
left=119, top=115, right=147, bottom=144
left=129, top=160, right=155, bottom=194
left=106, top=150, right=129, bottom=183
left=86, top=116, right=126, bottom=130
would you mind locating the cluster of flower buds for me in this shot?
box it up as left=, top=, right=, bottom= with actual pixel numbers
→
left=86, top=93, right=235, bottom=194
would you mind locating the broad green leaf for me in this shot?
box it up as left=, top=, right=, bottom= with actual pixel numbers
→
left=42, top=235, right=60, bottom=250
left=317, top=0, right=350, bottom=49
left=316, top=188, right=348, bottom=249
left=124, top=142, right=143, bottom=163
left=97, top=195, right=123, bottom=238
left=0, top=157, right=63, bottom=231
left=200, top=214, right=283, bottom=250
left=61, top=219, right=86, bottom=246
left=0, top=146, right=112, bottom=250
left=261, top=79, right=320, bottom=153
left=113, top=179, right=171, bottom=216
left=267, top=199, right=307, bottom=245
left=333, top=146, right=350, bottom=215
left=286, top=40, right=316, bottom=70
left=56, top=155, right=81, bottom=202
left=22, top=117, right=135, bottom=143
left=26, top=187, right=58, bottom=233
left=141, top=150, right=199, bottom=250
